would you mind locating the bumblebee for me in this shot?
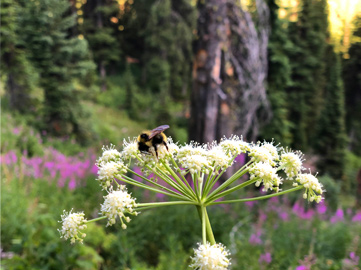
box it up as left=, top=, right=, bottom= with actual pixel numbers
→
left=137, top=125, right=169, bottom=157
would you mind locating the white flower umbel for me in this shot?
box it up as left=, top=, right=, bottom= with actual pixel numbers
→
left=219, top=135, right=250, bottom=156
left=97, top=161, right=128, bottom=189
left=122, top=138, right=140, bottom=160
left=97, top=144, right=122, bottom=164
left=179, top=154, right=211, bottom=175
left=100, top=186, right=138, bottom=228
left=207, top=146, right=232, bottom=170
left=249, top=162, right=282, bottom=192
left=279, top=151, right=303, bottom=179
left=249, top=145, right=275, bottom=166
left=296, top=173, right=323, bottom=203
left=260, top=141, right=280, bottom=161
left=177, top=142, right=208, bottom=160
left=190, top=242, right=231, bottom=270
left=59, top=209, right=87, bottom=244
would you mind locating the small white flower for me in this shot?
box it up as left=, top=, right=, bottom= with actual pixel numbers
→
left=122, top=138, right=140, bottom=160
left=219, top=135, right=250, bottom=156
left=100, top=186, right=138, bottom=227
left=249, top=162, right=282, bottom=191
left=177, top=142, right=208, bottom=160
left=296, top=173, right=323, bottom=203
left=249, top=145, right=275, bottom=166
left=97, top=161, right=128, bottom=189
left=207, top=146, right=232, bottom=169
left=179, top=154, right=211, bottom=175
left=260, top=142, right=279, bottom=160
left=97, top=144, right=122, bottom=164
left=58, top=209, right=87, bottom=244
left=190, top=242, right=231, bottom=270
left=279, top=151, right=303, bottom=179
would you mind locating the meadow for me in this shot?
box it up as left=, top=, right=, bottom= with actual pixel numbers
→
left=1, top=112, right=360, bottom=270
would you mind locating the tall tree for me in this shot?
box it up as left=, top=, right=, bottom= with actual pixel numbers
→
left=190, top=0, right=270, bottom=143
left=315, top=45, right=347, bottom=179
left=0, top=0, right=38, bottom=113
left=19, top=0, right=96, bottom=141
left=343, top=15, right=361, bottom=155
left=286, top=0, right=328, bottom=150
left=260, top=0, right=293, bottom=145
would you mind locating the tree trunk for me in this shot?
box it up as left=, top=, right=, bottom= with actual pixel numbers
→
left=190, top=0, right=228, bottom=144
left=189, top=0, right=271, bottom=144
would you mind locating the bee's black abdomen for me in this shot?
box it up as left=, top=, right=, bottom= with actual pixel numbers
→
left=152, top=134, right=163, bottom=145
left=138, top=142, right=150, bottom=152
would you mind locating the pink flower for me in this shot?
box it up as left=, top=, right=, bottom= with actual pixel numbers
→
left=295, top=266, right=309, bottom=270
left=351, top=211, right=361, bottom=222
left=259, top=252, right=272, bottom=264
left=330, top=208, right=344, bottom=223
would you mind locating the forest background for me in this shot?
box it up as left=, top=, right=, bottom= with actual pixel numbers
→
left=1, top=0, right=361, bottom=269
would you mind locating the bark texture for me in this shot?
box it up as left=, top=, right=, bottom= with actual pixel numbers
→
left=190, top=0, right=270, bottom=143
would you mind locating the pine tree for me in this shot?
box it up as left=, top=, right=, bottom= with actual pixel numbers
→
left=18, top=0, right=96, bottom=141
left=0, top=0, right=38, bottom=113
left=260, top=0, right=293, bottom=145
left=315, top=45, right=347, bottom=179
left=343, top=15, right=361, bottom=155
left=287, top=0, right=328, bottom=150
left=81, top=0, right=121, bottom=91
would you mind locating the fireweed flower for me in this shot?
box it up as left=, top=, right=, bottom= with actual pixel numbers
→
left=249, top=162, right=282, bottom=192
left=58, top=209, right=87, bottom=244
left=279, top=150, right=303, bottom=179
left=295, top=173, right=323, bottom=203
left=97, top=161, right=128, bottom=189
left=100, top=186, right=138, bottom=228
left=190, top=242, right=231, bottom=270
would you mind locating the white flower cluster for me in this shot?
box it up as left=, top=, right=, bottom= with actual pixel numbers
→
left=58, top=209, right=87, bottom=244
left=100, top=186, right=138, bottom=228
left=295, top=173, right=323, bottom=203
left=249, top=162, right=282, bottom=192
left=97, top=144, right=122, bottom=164
left=219, top=135, right=250, bottom=156
left=279, top=150, right=303, bottom=179
left=190, top=242, right=231, bottom=270
left=97, top=160, right=128, bottom=190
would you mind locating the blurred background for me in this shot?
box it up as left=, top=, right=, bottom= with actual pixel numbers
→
left=1, top=0, right=361, bottom=269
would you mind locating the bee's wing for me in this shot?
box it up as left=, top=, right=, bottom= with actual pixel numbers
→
left=149, top=125, right=170, bottom=139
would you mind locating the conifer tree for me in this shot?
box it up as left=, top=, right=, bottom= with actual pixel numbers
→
left=343, top=15, right=361, bottom=155
left=315, top=45, right=347, bottom=179
left=0, top=0, right=38, bottom=113
left=19, top=0, right=96, bottom=141
left=287, top=0, right=328, bottom=150
left=260, top=0, right=293, bottom=145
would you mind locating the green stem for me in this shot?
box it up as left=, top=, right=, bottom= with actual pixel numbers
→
left=126, top=168, right=182, bottom=198
left=209, top=185, right=304, bottom=205
left=86, top=216, right=107, bottom=223
left=204, top=208, right=216, bottom=245
left=116, top=174, right=189, bottom=201
left=206, top=178, right=257, bottom=204
left=170, top=157, right=194, bottom=194
left=201, top=205, right=206, bottom=245
left=160, top=160, right=197, bottom=200
left=137, top=201, right=197, bottom=208
left=207, top=160, right=252, bottom=201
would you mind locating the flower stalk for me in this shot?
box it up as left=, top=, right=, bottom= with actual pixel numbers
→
left=60, top=134, right=324, bottom=269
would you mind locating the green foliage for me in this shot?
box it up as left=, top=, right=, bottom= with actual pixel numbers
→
left=343, top=15, right=361, bottom=155
left=261, top=0, right=293, bottom=145
left=287, top=0, right=328, bottom=151
left=315, top=46, right=347, bottom=179
left=18, top=0, right=96, bottom=142
left=0, top=0, right=39, bottom=113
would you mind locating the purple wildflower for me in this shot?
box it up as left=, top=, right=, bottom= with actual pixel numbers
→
left=259, top=252, right=272, bottom=264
